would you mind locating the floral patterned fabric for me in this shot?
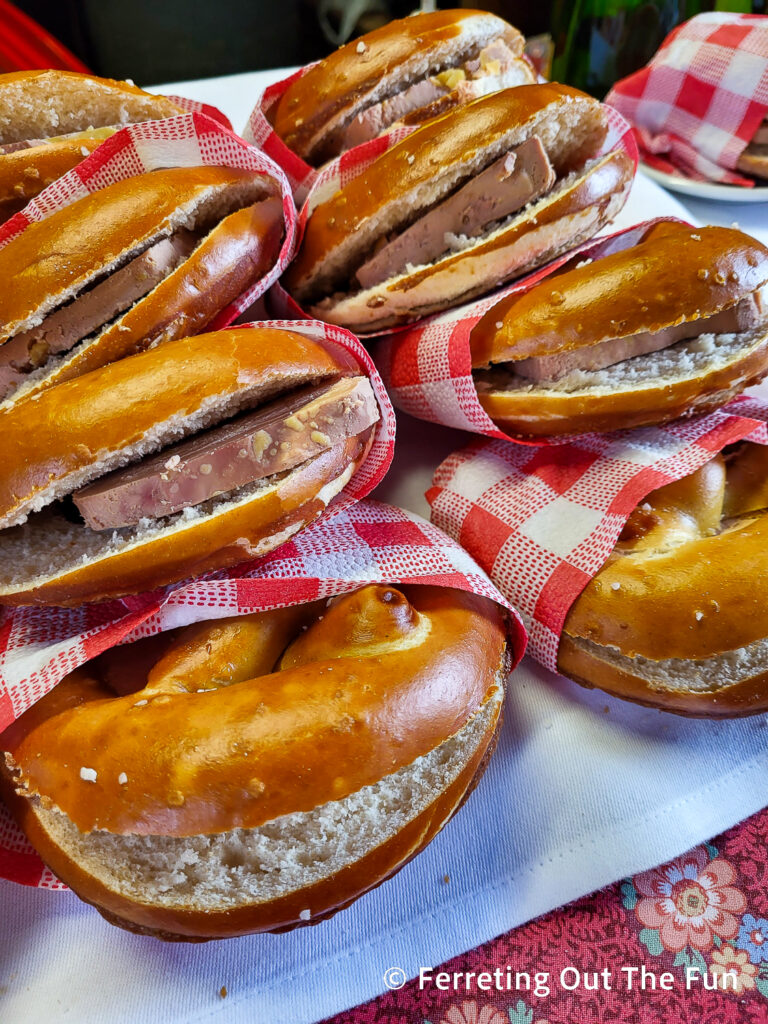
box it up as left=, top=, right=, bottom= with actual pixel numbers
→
left=324, top=808, right=768, bottom=1023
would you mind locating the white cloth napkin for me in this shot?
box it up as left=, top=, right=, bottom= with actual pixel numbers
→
left=3, top=69, right=768, bottom=1024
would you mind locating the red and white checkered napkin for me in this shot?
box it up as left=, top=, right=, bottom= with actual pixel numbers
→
left=0, top=499, right=525, bottom=888
left=165, top=94, right=233, bottom=131
left=244, top=66, right=321, bottom=204
left=376, top=219, right=671, bottom=441
left=427, top=396, right=768, bottom=673
left=0, top=112, right=297, bottom=327
left=606, top=13, right=768, bottom=186
left=267, top=99, right=638, bottom=337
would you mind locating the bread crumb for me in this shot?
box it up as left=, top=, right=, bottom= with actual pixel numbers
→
left=80, top=767, right=97, bottom=783
left=443, top=874, right=450, bottom=884
left=299, top=908, right=311, bottom=921
left=220, top=986, right=227, bottom=999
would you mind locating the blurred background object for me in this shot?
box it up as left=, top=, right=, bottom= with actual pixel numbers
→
left=3, top=0, right=766, bottom=85
left=0, top=0, right=91, bottom=72
left=550, top=0, right=767, bottom=97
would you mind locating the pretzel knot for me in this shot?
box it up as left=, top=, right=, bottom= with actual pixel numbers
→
left=561, top=442, right=768, bottom=717
left=2, top=583, right=508, bottom=939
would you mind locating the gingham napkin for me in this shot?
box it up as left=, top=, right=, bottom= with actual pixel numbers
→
left=376, top=219, right=673, bottom=441
left=0, top=499, right=525, bottom=888
left=427, top=396, right=768, bottom=671
left=606, top=13, right=768, bottom=185
left=0, top=112, right=297, bottom=325
left=265, top=97, right=638, bottom=337
left=244, top=65, right=321, bottom=203
left=163, top=93, right=232, bottom=130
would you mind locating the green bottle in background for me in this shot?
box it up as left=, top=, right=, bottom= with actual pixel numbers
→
left=549, top=0, right=764, bottom=98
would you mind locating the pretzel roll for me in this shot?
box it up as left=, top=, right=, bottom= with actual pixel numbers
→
left=0, top=70, right=184, bottom=222
left=0, top=327, right=380, bottom=605
left=272, top=9, right=532, bottom=165
left=0, top=166, right=286, bottom=411
left=559, top=443, right=768, bottom=715
left=284, top=84, right=633, bottom=331
left=1, top=584, right=509, bottom=939
left=472, top=222, right=768, bottom=436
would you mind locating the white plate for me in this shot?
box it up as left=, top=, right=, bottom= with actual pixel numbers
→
left=640, top=162, right=768, bottom=203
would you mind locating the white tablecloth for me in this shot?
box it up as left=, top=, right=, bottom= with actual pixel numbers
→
left=2, top=68, right=768, bottom=1024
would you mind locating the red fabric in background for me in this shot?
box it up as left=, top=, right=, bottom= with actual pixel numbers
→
left=326, top=808, right=768, bottom=1023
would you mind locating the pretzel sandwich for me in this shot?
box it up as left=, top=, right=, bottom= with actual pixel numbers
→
left=0, top=327, right=380, bottom=605
left=560, top=443, right=768, bottom=715
left=285, top=84, right=633, bottom=332
left=2, top=584, right=509, bottom=939
left=471, top=222, right=768, bottom=436
left=272, top=9, right=533, bottom=165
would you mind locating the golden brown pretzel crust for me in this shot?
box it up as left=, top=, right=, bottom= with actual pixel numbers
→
left=2, top=585, right=508, bottom=938
left=0, top=70, right=183, bottom=136
left=4, top=434, right=372, bottom=607
left=3, top=734, right=497, bottom=939
left=0, top=327, right=355, bottom=525
left=272, top=10, right=524, bottom=161
left=0, top=137, right=105, bottom=220
left=559, top=444, right=768, bottom=715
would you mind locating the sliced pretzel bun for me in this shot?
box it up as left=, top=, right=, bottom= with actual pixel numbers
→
left=0, top=327, right=378, bottom=606
left=1, top=584, right=509, bottom=938
left=471, top=222, right=768, bottom=437
left=272, top=9, right=527, bottom=164
left=559, top=443, right=768, bottom=716
left=284, top=84, right=633, bottom=332
left=0, top=166, right=285, bottom=411
left=0, top=70, right=184, bottom=221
